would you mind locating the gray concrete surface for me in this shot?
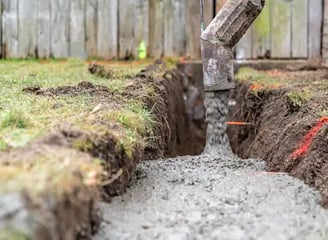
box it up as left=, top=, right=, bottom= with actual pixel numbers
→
left=95, top=153, right=328, bottom=240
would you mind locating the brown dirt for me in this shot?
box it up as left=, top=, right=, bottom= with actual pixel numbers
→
left=37, top=123, right=142, bottom=199
left=0, top=144, right=101, bottom=240
left=128, top=63, right=205, bottom=158
left=1, top=61, right=204, bottom=239
left=228, top=69, right=328, bottom=207
left=87, top=61, right=205, bottom=158
left=23, top=81, right=112, bottom=97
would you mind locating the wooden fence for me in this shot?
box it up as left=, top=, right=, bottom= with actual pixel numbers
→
left=0, top=0, right=324, bottom=60
left=235, top=0, right=323, bottom=59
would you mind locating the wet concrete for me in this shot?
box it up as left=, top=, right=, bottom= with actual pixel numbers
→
left=94, top=153, right=328, bottom=240
left=203, top=92, right=231, bottom=154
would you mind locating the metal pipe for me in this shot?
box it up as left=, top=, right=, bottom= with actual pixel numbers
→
left=200, top=0, right=265, bottom=154
left=201, top=0, right=265, bottom=92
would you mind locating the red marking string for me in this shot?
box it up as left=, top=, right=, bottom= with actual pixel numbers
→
left=289, top=117, right=328, bottom=160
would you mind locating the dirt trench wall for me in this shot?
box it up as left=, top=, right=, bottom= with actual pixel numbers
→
left=228, top=81, right=328, bottom=207
left=137, top=63, right=206, bottom=158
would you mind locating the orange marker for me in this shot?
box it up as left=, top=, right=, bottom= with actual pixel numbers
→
left=226, top=121, right=254, bottom=126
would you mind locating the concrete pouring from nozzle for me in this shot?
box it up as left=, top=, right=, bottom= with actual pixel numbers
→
left=200, top=0, right=265, bottom=155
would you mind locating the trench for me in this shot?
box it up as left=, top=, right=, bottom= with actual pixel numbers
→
left=179, top=61, right=328, bottom=206
left=93, top=62, right=328, bottom=239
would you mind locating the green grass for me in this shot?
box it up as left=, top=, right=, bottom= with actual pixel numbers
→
left=0, top=59, right=160, bottom=237
left=0, top=58, right=155, bottom=194
left=286, top=90, right=312, bottom=109
left=106, top=100, right=156, bottom=135
left=0, top=147, right=103, bottom=195
left=0, top=59, right=149, bottom=151
left=236, top=67, right=278, bottom=85
left=236, top=67, right=328, bottom=92
left=0, top=227, right=29, bottom=240
left=319, top=109, right=328, bottom=118
left=1, top=110, right=30, bottom=129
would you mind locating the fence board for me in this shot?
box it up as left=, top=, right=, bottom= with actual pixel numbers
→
left=86, top=0, right=97, bottom=58
left=186, top=0, right=201, bottom=59
left=164, top=0, right=174, bottom=56
left=0, top=1, right=2, bottom=57
left=149, top=0, right=164, bottom=58
left=119, top=0, right=135, bottom=59
left=164, top=0, right=189, bottom=56
left=38, top=0, right=51, bottom=58
left=204, top=0, right=214, bottom=26
left=172, top=0, right=186, bottom=56
left=97, top=0, right=118, bottom=59
left=271, top=0, right=291, bottom=58
left=2, top=0, right=18, bottom=58
left=0, top=0, right=325, bottom=60
left=18, top=0, right=37, bottom=58
left=134, top=0, right=149, bottom=57
left=236, top=28, right=253, bottom=59
left=252, top=0, right=271, bottom=58
left=70, top=0, right=86, bottom=58
left=292, top=0, right=308, bottom=58
left=51, top=0, right=69, bottom=58
left=309, top=0, right=322, bottom=58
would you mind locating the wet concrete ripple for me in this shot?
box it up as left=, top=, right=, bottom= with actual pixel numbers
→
left=95, top=155, right=328, bottom=240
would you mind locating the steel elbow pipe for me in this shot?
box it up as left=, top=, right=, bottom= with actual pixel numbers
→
left=201, top=0, right=265, bottom=92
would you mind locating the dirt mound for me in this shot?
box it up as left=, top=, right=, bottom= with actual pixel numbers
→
left=23, top=81, right=111, bottom=97
left=88, top=62, right=116, bottom=79
left=228, top=69, right=328, bottom=207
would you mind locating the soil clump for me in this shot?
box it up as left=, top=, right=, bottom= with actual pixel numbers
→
left=23, top=81, right=111, bottom=97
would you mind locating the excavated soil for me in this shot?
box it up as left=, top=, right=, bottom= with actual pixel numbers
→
left=228, top=69, right=328, bottom=207
left=0, top=62, right=204, bottom=239
left=23, top=81, right=112, bottom=97
left=94, top=62, right=205, bottom=158
left=0, top=144, right=102, bottom=240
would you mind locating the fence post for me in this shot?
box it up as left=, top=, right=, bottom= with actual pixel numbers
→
left=148, top=0, right=164, bottom=58
left=2, top=0, right=19, bottom=58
